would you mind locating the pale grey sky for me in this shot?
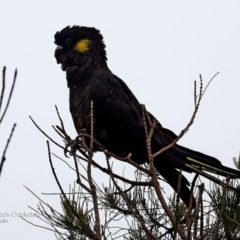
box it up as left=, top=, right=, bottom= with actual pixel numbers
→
left=1, top=1, right=240, bottom=239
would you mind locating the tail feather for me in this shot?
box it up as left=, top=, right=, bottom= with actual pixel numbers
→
left=152, top=128, right=240, bottom=208
left=158, top=126, right=240, bottom=177
left=185, top=156, right=240, bottom=178
left=186, top=163, right=240, bottom=194
left=176, top=144, right=221, bottom=165
left=176, top=145, right=240, bottom=178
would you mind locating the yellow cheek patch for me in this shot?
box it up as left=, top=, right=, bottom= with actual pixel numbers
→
left=74, top=39, right=91, bottom=53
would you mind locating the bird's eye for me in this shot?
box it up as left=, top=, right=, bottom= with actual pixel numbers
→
left=65, top=38, right=72, bottom=45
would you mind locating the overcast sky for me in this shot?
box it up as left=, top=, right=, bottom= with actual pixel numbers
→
left=1, top=1, right=240, bottom=239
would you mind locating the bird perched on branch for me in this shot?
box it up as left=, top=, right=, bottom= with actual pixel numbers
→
left=54, top=25, right=240, bottom=208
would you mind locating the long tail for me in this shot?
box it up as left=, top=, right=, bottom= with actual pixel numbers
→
left=159, top=126, right=240, bottom=179
left=176, top=145, right=240, bottom=194
left=152, top=127, right=240, bottom=207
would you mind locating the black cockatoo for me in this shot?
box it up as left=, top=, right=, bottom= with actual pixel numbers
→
left=54, top=26, right=240, bottom=207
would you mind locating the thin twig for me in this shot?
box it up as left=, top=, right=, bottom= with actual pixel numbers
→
left=202, top=72, right=219, bottom=98
left=0, top=66, right=6, bottom=113
left=29, top=116, right=88, bottom=162
left=223, top=212, right=240, bottom=227
left=0, top=123, right=16, bottom=178
left=194, top=80, right=197, bottom=108
left=21, top=216, right=63, bottom=233
left=54, top=105, right=71, bottom=141
left=0, top=68, right=17, bottom=124
left=200, top=189, right=204, bottom=240
left=52, top=125, right=66, bottom=140
left=73, top=153, right=92, bottom=193
left=174, top=169, right=182, bottom=240
left=87, top=101, right=101, bottom=239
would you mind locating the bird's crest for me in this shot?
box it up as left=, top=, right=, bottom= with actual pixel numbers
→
left=54, top=25, right=105, bottom=53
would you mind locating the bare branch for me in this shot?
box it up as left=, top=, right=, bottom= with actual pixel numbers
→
left=0, top=123, right=16, bottom=178
left=142, top=105, right=188, bottom=240
left=0, top=67, right=6, bottom=113
left=0, top=68, right=17, bottom=124
left=87, top=101, right=101, bottom=238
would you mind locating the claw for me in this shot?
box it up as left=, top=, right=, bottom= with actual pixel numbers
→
left=64, top=138, right=79, bottom=157
left=64, top=141, right=72, bottom=157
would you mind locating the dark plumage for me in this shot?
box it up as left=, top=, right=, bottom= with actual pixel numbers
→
left=54, top=25, right=240, bottom=208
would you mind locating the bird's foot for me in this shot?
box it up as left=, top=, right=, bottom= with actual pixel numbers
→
left=64, top=136, right=81, bottom=157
